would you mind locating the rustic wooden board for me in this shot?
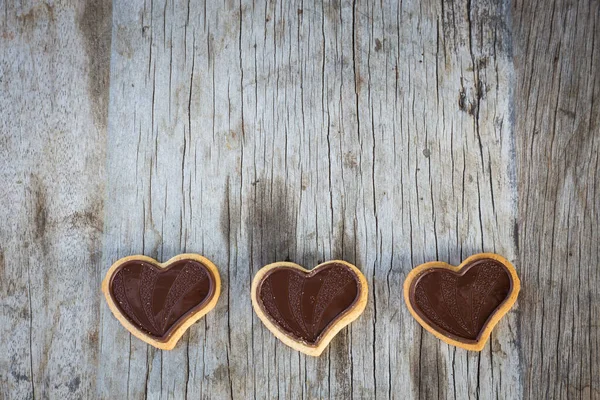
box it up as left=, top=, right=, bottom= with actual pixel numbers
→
left=0, top=0, right=111, bottom=398
left=514, top=0, right=600, bottom=398
left=98, top=0, right=520, bottom=398
left=0, top=0, right=597, bottom=399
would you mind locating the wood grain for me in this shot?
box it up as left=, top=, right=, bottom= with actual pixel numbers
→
left=0, top=0, right=111, bottom=398
left=514, top=0, right=600, bottom=398
left=0, top=0, right=597, bottom=398
left=98, top=0, right=519, bottom=398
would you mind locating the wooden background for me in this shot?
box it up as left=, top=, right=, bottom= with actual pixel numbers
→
left=0, top=0, right=598, bottom=398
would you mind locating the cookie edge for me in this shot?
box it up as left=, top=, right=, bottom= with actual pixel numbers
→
left=251, top=260, right=368, bottom=357
left=402, top=252, right=520, bottom=352
left=101, top=253, right=222, bottom=350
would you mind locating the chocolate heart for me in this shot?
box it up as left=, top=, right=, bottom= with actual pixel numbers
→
left=107, top=258, right=217, bottom=341
left=255, top=262, right=362, bottom=345
left=405, top=255, right=519, bottom=349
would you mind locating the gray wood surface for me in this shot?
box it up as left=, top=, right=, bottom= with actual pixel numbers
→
left=0, top=0, right=111, bottom=398
left=514, top=0, right=599, bottom=398
left=0, top=0, right=597, bottom=399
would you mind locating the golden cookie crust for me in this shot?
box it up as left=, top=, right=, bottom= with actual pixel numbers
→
left=403, top=252, right=520, bottom=351
left=251, top=260, right=368, bottom=357
left=102, top=253, right=221, bottom=350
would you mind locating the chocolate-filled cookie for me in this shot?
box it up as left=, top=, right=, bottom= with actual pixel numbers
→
left=102, top=254, right=221, bottom=350
left=252, top=260, right=368, bottom=356
left=404, top=253, right=520, bottom=351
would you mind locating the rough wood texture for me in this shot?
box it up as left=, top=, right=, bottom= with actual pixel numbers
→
left=514, top=0, right=600, bottom=398
left=0, top=0, right=111, bottom=398
left=99, top=0, right=519, bottom=398
left=0, top=0, right=597, bottom=398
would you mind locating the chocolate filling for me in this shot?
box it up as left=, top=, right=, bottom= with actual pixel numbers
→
left=408, top=258, right=513, bottom=343
left=257, top=263, right=360, bottom=345
left=109, top=259, right=215, bottom=341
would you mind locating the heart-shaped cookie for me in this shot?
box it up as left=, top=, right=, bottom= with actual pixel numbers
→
left=102, top=254, right=221, bottom=350
left=403, top=253, right=520, bottom=351
left=251, top=260, right=368, bottom=356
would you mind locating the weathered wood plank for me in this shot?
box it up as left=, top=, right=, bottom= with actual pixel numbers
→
left=98, top=0, right=519, bottom=398
left=3, top=0, right=597, bottom=398
left=513, top=0, right=600, bottom=398
left=0, top=0, right=111, bottom=398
